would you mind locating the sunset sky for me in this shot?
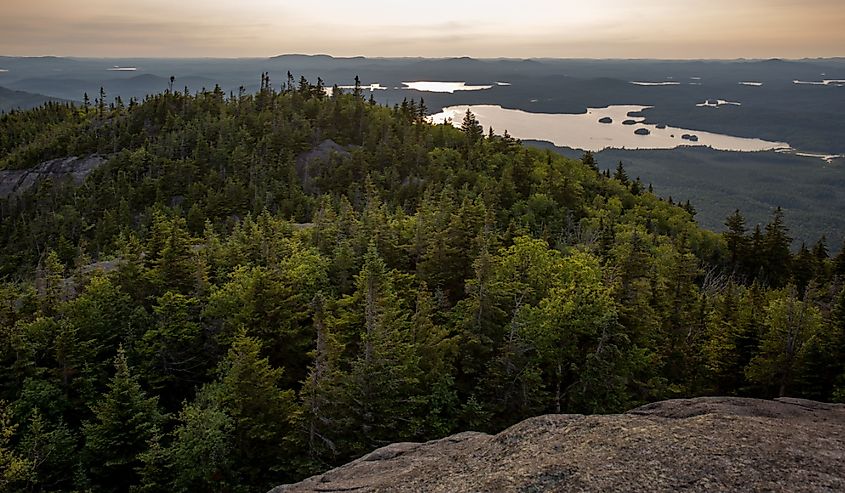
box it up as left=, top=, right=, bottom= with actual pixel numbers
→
left=1, top=0, right=843, bottom=58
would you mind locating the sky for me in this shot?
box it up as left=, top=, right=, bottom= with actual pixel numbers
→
left=1, top=0, right=843, bottom=59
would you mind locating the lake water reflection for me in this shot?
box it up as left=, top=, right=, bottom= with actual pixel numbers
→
left=430, top=104, right=791, bottom=153
left=402, top=81, right=493, bottom=93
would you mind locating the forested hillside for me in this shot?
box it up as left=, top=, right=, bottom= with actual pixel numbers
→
left=0, top=86, right=64, bottom=113
left=1, top=76, right=844, bottom=492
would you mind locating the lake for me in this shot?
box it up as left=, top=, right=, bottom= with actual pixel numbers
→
left=696, top=100, right=741, bottom=108
left=430, top=104, right=791, bottom=153
left=630, top=81, right=680, bottom=86
left=793, top=80, right=845, bottom=86
left=402, top=81, right=493, bottom=93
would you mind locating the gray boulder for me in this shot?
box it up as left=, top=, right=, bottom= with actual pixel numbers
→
left=0, top=155, right=105, bottom=198
left=295, top=140, right=350, bottom=194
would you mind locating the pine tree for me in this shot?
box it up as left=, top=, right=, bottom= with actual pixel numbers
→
left=703, top=283, right=743, bottom=394
left=353, top=75, right=362, bottom=98
left=613, top=161, right=629, bottom=185
left=581, top=151, right=598, bottom=172
left=812, top=236, right=829, bottom=260
left=410, top=285, right=458, bottom=436
left=762, top=207, right=792, bottom=287
left=791, top=242, right=816, bottom=296
left=19, top=410, right=76, bottom=490
left=746, top=287, right=821, bottom=397
left=339, top=245, right=421, bottom=453
left=461, top=109, right=484, bottom=147
left=299, top=292, right=344, bottom=467
left=82, top=348, right=163, bottom=491
left=630, top=177, right=643, bottom=195
left=747, top=224, right=766, bottom=280
left=453, top=235, right=508, bottom=383
left=136, top=292, right=204, bottom=407
left=151, top=216, right=197, bottom=295
left=216, top=330, right=297, bottom=487
left=724, top=209, right=749, bottom=272
left=834, top=241, right=845, bottom=277
left=97, top=87, right=106, bottom=116
left=159, top=385, right=235, bottom=492
left=831, top=287, right=845, bottom=401
left=735, top=281, right=766, bottom=394
left=1, top=400, right=33, bottom=490
left=36, top=249, right=65, bottom=315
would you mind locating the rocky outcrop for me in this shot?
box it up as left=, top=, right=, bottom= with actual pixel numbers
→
left=272, top=397, right=845, bottom=493
left=0, top=155, right=105, bottom=198
left=295, top=140, right=350, bottom=194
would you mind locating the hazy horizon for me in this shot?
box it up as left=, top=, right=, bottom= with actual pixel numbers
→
left=3, top=54, right=845, bottom=61
left=2, top=0, right=844, bottom=59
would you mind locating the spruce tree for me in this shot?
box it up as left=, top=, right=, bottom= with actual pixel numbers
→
left=703, top=283, right=743, bottom=394
left=763, top=207, right=792, bottom=287
left=82, top=348, right=162, bottom=491
left=831, top=287, right=845, bottom=401
left=724, top=209, right=749, bottom=270
left=136, top=292, right=204, bottom=407
left=1, top=400, right=32, bottom=490
left=812, top=236, right=829, bottom=260
left=834, top=241, right=845, bottom=277
left=300, top=292, right=344, bottom=467
left=151, top=216, right=198, bottom=295
left=746, top=287, right=820, bottom=397
left=613, top=161, right=629, bottom=185
left=748, top=224, right=765, bottom=280
left=460, top=109, right=484, bottom=147
left=410, top=285, right=458, bottom=436
left=217, top=330, right=297, bottom=487
left=340, top=245, right=421, bottom=452
left=19, top=410, right=76, bottom=490
left=581, top=151, right=598, bottom=172
left=791, top=243, right=816, bottom=296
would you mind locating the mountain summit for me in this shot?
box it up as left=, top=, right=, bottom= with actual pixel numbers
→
left=273, top=397, right=845, bottom=493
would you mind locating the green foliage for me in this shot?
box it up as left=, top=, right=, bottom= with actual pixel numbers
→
left=1, top=400, right=33, bottom=490
left=19, top=410, right=77, bottom=490
left=152, top=391, right=235, bottom=492
left=214, top=330, right=297, bottom=488
left=746, top=287, right=821, bottom=396
left=1, top=77, right=844, bottom=492
left=524, top=249, right=629, bottom=413
left=334, top=245, right=423, bottom=452
left=135, top=292, right=205, bottom=407
left=82, top=348, right=163, bottom=491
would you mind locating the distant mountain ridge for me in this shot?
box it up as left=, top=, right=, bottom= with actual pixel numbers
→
left=0, top=86, right=66, bottom=112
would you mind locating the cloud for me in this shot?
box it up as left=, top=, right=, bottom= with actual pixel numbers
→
left=0, top=0, right=843, bottom=58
